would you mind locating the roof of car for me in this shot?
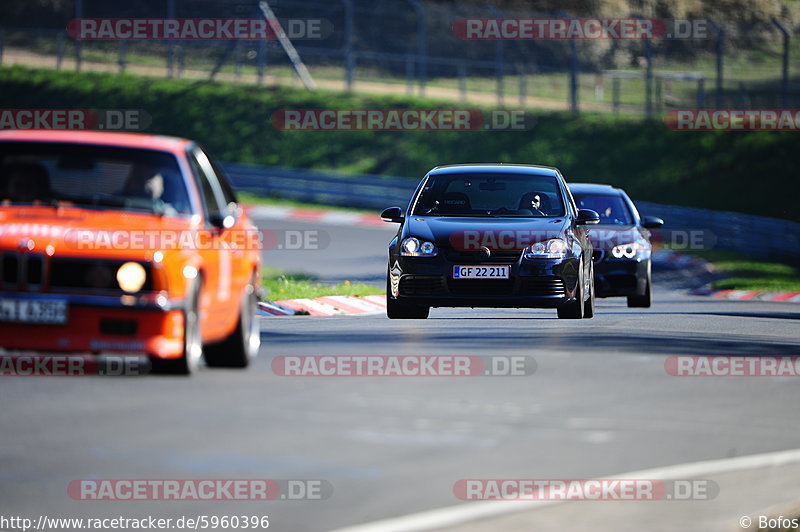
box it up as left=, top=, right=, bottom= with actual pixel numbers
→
left=0, top=130, right=192, bottom=155
left=429, top=163, right=559, bottom=176
left=568, top=183, right=623, bottom=195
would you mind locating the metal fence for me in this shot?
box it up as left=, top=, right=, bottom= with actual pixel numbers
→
left=1, top=0, right=797, bottom=114
left=223, top=163, right=800, bottom=260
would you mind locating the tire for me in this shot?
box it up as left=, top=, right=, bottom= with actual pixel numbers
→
left=204, top=275, right=260, bottom=368
left=386, top=274, right=429, bottom=319
left=583, top=264, right=595, bottom=319
left=627, top=276, right=652, bottom=308
left=150, top=279, right=203, bottom=375
left=557, top=268, right=585, bottom=320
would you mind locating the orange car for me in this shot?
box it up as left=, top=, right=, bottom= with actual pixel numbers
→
left=0, top=130, right=261, bottom=374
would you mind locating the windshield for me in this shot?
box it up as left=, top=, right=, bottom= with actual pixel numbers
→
left=412, top=173, right=566, bottom=217
left=0, top=142, right=192, bottom=216
left=572, top=192, right=634, bottom=225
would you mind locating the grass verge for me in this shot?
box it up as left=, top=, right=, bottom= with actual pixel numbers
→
left=686, top=250, right=800, bottom=292
left=261, top=267, right=384, bottom=301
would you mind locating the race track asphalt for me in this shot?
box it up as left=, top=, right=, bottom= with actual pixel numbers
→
left=1, top=217, right=798, bottom=531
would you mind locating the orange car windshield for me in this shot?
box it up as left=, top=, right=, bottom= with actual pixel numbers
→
left=0, top=142, right=192, bottom=216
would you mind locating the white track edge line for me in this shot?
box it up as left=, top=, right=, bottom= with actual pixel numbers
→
left=329, top=447, right=800, bottom=532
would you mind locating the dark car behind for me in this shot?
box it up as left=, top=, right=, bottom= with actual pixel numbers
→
left=570, top=183, right=664, bottom=308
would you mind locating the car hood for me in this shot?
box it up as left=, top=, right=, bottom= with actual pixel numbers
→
left=404, top=215, right=570, bottom=250
left=587, top=224, right=648, bottom=250
left=0, top=205, right=199, bottom=259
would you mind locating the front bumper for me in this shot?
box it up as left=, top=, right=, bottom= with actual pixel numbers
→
left=389, top=254, right=581, bottom=308
left=0, top=291, right=187, bottom=358
left=593, top=255, right=650, bottom=297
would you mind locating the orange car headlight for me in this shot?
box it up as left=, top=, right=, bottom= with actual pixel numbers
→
left=116, top=262, right=147, bottom=293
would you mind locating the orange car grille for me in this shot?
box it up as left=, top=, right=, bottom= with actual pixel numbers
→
left=0, top=252, right=153, bottom=293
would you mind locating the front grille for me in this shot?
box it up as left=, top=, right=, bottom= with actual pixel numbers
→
left=50, top=258, right=153, bottom=293
left=399, top=276, right=446, bottom=296
left=27, top=255, right=44, bottom=286
left=520, top=276, right=566, bottom=297
left=1, top=252, right=19, bottom=285
left=445, top=249, right=522, bottom=264
left=0, top=251, right=45, bottom=289
left=447, top=278, right=514, bottom=296
left=606, top=274, right=637, bottom=290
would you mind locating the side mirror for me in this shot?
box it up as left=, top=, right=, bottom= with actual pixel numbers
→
left=381, top=207, right=405, bottom=224
left=210, top=212, right=235, bottom=230
left=642, top=216, right=664, bottom=229
left=576, top=209, right=600, bottom=225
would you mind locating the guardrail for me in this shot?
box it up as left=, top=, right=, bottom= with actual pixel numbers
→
left=636, top=201, right=800, bottom=261
left=224, top=162, right=417, bottom=209
left=224, top=163, right=800, bottom=260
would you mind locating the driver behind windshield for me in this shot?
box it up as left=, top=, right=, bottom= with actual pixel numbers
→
left=0, top=162, right=52, bottom=204
left=122, top=162, right=189, bottom=215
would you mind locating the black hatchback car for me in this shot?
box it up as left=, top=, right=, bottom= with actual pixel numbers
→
left=570, top=183, right=664, bottom=308
left=381, top=164, right=600, bottom=319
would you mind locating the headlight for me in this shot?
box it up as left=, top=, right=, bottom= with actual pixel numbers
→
left=116, top=262, right=147, bottom=293
left=401, top=237, right=437, bottom=257
left=610, top=242, right=650, bottom=259
left=525, top=238, right=568, bottom=259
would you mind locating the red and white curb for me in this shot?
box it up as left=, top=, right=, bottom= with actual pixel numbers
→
left=247, top=205, right=392, bottom=229
left=654, top=250, right=800, bottom=303
left=258, top=295, right=386, bottom=316
left=698, top=289, right=800, bottom=303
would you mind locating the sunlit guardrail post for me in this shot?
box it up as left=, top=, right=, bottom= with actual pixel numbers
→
left=56, top=31, right=65, bottom=70
left=408, top=0, right=427, bottom=97
left=343, top=0, right=355, bottom=92
left=118, top=41, right=126, bottom=73
left=707, top=19, right=724, bottom=108
left=772, top=18, right=790, bottom=108
left=74, top=0, right=83, bottom=72
left=485, top=4, right=505, bottom=107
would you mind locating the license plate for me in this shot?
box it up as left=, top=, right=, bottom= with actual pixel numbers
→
left=453, top=265, right=510, bottom=279
left=0, top=298, right=68, bottom=324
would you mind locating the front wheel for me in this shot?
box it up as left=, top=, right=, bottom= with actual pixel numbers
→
left=205, top=275, right=261, bottom=368
left=150, top=279, right=203, bottom=375
left=386, top=274, right=429, bottom=319
left=627, top=276, right=652, bottom=308
left=583, top=265, right=595, bottom=319
left=557, top=270, right=585, bottom=320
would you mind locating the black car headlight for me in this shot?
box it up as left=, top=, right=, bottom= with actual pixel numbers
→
left=525, top=238, right=568, bottom=259
left=610, top=242, right=650, bottom=259
left=400, top=237, right=438, bottom=257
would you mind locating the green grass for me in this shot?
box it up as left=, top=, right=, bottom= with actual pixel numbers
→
left=261, top=267, right=384, bottom=301
left=239, top=192, right=374, bottom=215
left=687, top=250, right=800, bottom=291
